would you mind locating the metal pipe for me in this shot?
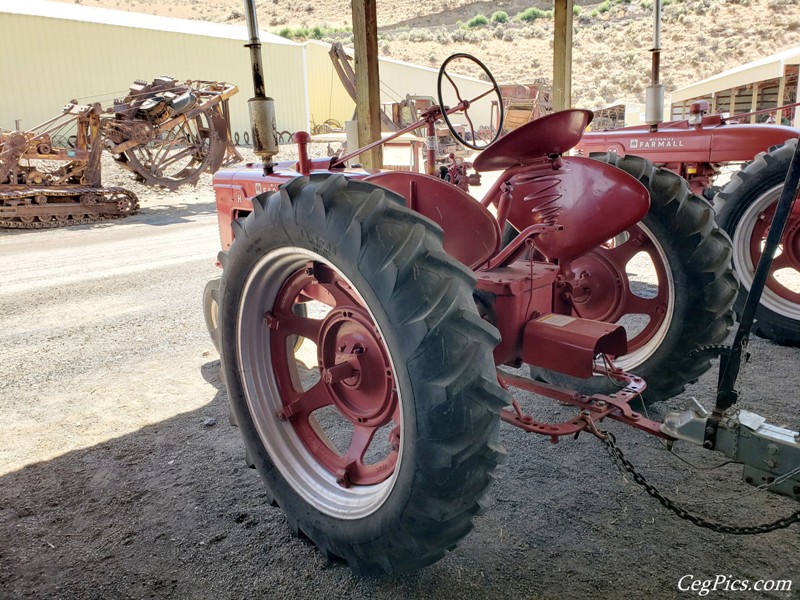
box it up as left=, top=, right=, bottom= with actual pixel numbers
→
left=645, top=0, right=664, bottom=129
left=243, top=0, right=265, bottom=98
left=242, top=0, right=278, bottom=173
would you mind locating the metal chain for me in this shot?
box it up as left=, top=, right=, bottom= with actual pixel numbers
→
left=601, top=431, right=800, bottom=535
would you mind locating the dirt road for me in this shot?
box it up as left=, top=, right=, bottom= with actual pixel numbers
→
left=1, top=165, right=799, bottom=599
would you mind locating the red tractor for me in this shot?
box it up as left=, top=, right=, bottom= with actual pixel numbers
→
left=205, top=4, right=800, bottom=576
left=576, top=102, right=800, bottom=346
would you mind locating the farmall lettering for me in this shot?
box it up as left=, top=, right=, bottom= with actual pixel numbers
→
left=630, top=137, right=685, bottom=150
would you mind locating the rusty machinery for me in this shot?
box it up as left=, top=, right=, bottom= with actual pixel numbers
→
left=0, top=77, right=240, bottom=229
left=203, top=0, right=800, bottom=576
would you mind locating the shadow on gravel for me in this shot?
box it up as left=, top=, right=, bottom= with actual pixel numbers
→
left=2, top=358, right=799, bottom=600
left=132, top=201, right=220, bottom=227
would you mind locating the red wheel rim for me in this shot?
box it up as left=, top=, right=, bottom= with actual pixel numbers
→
left=561, top=222, right=672, bottom=359
left=748, top=202, right=800, bottom=306
left=268, top=262, right=400, bottom=487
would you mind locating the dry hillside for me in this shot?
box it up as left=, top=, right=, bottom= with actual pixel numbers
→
left=61, top=0, right=800, bottom=108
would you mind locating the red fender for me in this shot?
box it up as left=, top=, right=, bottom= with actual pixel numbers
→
left=365, top=171, right=500, bottom=269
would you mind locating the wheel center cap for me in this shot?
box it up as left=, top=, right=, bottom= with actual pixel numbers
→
left=563, top=252, right=628, bottom=322
left=318, top=307, right=396, bottom=426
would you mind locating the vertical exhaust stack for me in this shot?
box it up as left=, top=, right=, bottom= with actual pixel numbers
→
left=243, top=0, right=279, bottom=174
left=645, top=0, right=664, bottom=131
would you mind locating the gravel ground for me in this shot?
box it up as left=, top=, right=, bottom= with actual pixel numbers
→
left=1, top=151, right=799, bottom=599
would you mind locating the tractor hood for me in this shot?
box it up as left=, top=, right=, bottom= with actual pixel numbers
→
left=576, top=118, right=800, bottom=164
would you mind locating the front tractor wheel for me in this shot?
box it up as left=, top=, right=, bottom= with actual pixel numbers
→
left=218, top=174, right=508, bottom=575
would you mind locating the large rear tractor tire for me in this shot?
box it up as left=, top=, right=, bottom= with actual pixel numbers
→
left=716, top=138, right=800, bottom=347
left=217, top=174, right=508, bottom=575
left=532, top=154, right=737, bottom=405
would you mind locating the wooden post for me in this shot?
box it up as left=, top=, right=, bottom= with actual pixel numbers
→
left=794, top=77, right=800, bottom=127
left=351, top=0, right=382, bottom=169
left=552, top=0, right=574, bottom=112
left=776, top=75, right=786, bottom=123
left=749, top=83, right=760, bottom=124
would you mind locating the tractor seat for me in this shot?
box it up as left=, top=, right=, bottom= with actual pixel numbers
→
left=365, top=171, right=500, bottom=269
left=473, top=109, right=593, bottom=172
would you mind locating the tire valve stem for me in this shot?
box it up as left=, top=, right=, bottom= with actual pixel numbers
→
left=335, top=467, right=352, bottom=488
left=263, top=311, right=278, bottom=329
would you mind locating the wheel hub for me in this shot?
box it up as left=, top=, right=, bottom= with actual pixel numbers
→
left=563, top=252, right=628, bottom=322
left=318, top=308, right=397, bottom=427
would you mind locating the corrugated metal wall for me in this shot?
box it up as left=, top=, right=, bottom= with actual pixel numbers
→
left=0, top=12, right=308, bottom=139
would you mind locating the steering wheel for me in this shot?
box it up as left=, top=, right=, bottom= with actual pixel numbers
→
left=437, top=53, right=504, bottom=151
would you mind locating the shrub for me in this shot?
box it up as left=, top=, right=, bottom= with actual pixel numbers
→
left=491, top=10, right=509, bottom=23
left=516, top=7, right=549, bottom=21
left=597, top=1, right=611, bottom=13
left=435, top=28, right=452, bottom=44
left=573, top=5, right=582, bottom=15
left=467, top=14, right=489, bottom=28
left=409, top=28, right=433, bottom=41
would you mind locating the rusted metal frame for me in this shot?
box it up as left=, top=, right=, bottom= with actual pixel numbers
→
left=328, top=42, right=397, bottom=133
left=25, top=103, right=95, bottom=140
left=497, top=368, right=668, bottom=442
left=330, top=43, right=358, bottom=102
left=190, top=80, right=240, bottom=101
left=84, top=111, right=103, bottom=186
left=105, top=93, right=226, bottom=156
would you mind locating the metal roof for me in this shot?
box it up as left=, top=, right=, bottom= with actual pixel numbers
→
left=671, top=45, right=800, bottom=103
left=0, top=0, right=299, bottom=46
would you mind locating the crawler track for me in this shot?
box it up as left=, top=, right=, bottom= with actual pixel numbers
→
left=0, top=186, right=139, bottom=229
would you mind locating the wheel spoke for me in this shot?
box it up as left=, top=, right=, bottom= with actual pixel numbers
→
left=603, top=231, right=648, bottom=269
left=306, top=262, right=362, bottom=308
left=285, top=380, right=334, bottom=419
left=443, top=71, right=464, bottom=104
left=324, top=280, right=362, bottom=309
left=278, top=311, right=324, bottom=341
left=468, top=87, right=496, bottom=105
left=622, top=293, right=666, bottom=317
left=343, top=424, right=378, bottom=464
left=463, top=112, right=477, bottom=147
